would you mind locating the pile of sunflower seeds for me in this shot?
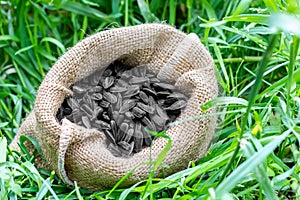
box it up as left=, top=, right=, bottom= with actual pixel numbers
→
left=56, top=62, right=189, bottom=157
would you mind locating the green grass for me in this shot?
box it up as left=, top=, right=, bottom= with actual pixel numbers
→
left=1, top=0, right=300, bottom=199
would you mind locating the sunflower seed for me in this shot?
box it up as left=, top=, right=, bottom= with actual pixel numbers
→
left=112, top=111, right=119, bottom=121
left=63, top=107, right=72, bottom=115
left=102, top=69, right=113, bottom=77
left=157, top=91, right=171, bottom=98
left=119, top=141, right=134, bottom=157
left=109, top=86, right=127, bottom=93
left=134, top=123, right=143, bottom=152
left=67, top=98, right=80, bottom=109
left=132, top=107, right=145, bottom=118
left=91, top=106, right=103, bottom=121
left=91, top=93, right=103, bottom=101
left=116, top=128, right=125, bottom=142
left=116, top=114, right=125, bottom=127
left=90, top=74, right=100, bottom=86
left=148, top=96, right=156, bottom=107
left=150, top=77, right=160, bottom=83
left=167, top=92, right=188, bottom=100
left=120, top=122, right=129, bottom=133
left=88, top=85, right=102, bottom=93
left=82, top=93, right=93, bottom=107
left=115, top=79, right=128, bottom=87
left=125, top=111, right=134, bottom=119
left=123, top=128, right=134, bottom=142
left=137, top=102, right=155, bottom=115
left=81, top=104, right=94, bottom=116
left=95, top=120, right=111, bottom=130
left=119, top=99, right=136, bottom=113
left=102, top=112, right=110, bottom=121
left=142, top=129, right=152, bottom=146
left=73, top=85, right=86, bottom=94
left=82, top=116, right=91, bottom=129
left=115, top=93, right=123, bottom=110
left=114, top=62, right=125, bottom=74
left=102, top=76, right=115, bottom=89
left=142, top=87, right=157, bottom=97
left=129, top=77, right=149, bottom=85
left=153, top=82, right=176, bottom=90
left=141, top=116, right=156, bottom=132
left=103, top=129, right=116, bottom=145
left=123, top=85, right=140, bottom=98
left=139, top=91, right=149, bottom=104
left=163, top=98, right=178, bottom=106
left=66, top=108, right=81, bottom=123
left=107, top=143, right=122, bottom=157
left=103, top=91, right=117, bottom=104
left=165, top=99, right=187, bottom=111
left=155, top=104, right=169, bottom=120
left=121, top=70, right=132, bottom=79
left=118, top=141, right=131, bottom=151
left=99, top=100, right=110, bottom=108
left=110, top=120, right=117, bottom=138
left=152, top=114, right=166, bottom=128
left=139, top=66, right=147, bottom=77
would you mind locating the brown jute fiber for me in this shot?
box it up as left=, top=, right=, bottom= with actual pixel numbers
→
left=10, top=24, right=218, bottom=191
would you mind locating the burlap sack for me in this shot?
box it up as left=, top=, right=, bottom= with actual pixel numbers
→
left=10, top=24, right=218, bottom=191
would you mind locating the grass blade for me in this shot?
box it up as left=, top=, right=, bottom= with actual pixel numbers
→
left=137, top=0, right=159, bottom=23
left=215, top=130, right=290, bottom=198
left=243, top=136, right=278, bottom=199
left=219, top=33, right=278, bottom=182
left=202, top=97, right=248, bottom=112
left=0, top=137, right=7, bottom=163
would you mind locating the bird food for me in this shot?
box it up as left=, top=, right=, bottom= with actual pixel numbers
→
left=56, top=61, right=189, bottom=157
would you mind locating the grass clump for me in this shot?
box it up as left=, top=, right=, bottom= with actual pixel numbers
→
left=1, top=0, right=300, bottom=199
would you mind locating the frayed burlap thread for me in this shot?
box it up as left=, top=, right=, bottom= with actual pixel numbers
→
left=11, top=24, right=218, bottom=191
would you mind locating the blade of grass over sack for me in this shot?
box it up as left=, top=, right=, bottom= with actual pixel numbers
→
left=215, top=129, right=290, bottom=198
left=219, top=33, right=278, bottom=182
left=148, top=130, right=171, bottom=171
left=141, top=130, right=171, bottom=200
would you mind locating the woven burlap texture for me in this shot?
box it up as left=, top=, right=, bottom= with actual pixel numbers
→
left=10, top=24, right=218, bottom=191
